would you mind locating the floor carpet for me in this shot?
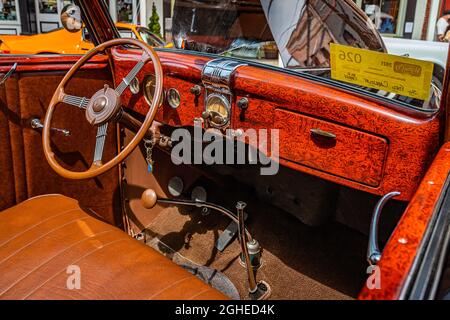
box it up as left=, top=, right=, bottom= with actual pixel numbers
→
left=142, top=199, right=369, bottom=300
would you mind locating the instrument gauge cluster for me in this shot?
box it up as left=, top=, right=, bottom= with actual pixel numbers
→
left=205, top=94, right=231, bottom=128
left=143, top=74, right=182, bottom=110
left=143, top=74, right=157, bottom=105
left=167, top=88, right=181, bottom=109
left=201, top=58, right=247, bottom=130
left=142, top=58, right=246, bottom=131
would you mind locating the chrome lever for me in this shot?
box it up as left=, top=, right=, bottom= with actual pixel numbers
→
left=141, top=189, right=270, bottom=299
left=30, top=118, right=71, bottom=137
left=236, top=202, right=270, bottom=300
left=0, top=63, right=17, bottom=86
left=367, top=191, right=401, bottom=265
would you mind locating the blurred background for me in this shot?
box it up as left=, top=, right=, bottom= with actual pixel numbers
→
left=1, top=0, right=450, bottom=43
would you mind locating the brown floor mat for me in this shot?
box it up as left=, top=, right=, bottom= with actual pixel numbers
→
left=143, top=200, right=368, bottom=300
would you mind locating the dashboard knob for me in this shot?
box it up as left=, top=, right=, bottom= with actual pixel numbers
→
left=202, top=111, right=211, bottom=120
left=141, top=189, right=158, bottom=209
left=190, top=85, right=202, bottom=96
left=213, top=115, right=224, bottom=125
left=237, top=97, right=249, bottom=110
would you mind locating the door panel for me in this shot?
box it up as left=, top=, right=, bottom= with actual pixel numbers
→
left=0, top=55, right=121, bottom=226
left=359, top=142, right=450, bottom=299
left=0, top=82, right=15, bottom=209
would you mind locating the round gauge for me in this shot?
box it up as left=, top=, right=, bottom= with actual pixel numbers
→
left=191, top=186, right=207, bottom=203
left=168, top=176, right=184, bottom=197
left=143, top=74, right=156, bottom=105
left=167, top=88, right=181, bottom=109
left=129, top=77, right=140, bottom=95
left=205, top=94, right=230, bottom=128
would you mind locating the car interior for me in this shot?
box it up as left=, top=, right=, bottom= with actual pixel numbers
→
left=0, top=0, right=449, bottom=300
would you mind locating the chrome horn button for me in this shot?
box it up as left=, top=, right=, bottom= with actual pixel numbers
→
left=86, top=85, right=121, bottom=125
left=93, top=96, right=107, bottom=113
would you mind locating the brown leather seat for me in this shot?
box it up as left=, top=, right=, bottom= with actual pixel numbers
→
left=0, top=195, right=227, bottom=300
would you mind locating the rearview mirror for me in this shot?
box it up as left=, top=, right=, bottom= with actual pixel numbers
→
left=61, top=4, right=82, bottom=33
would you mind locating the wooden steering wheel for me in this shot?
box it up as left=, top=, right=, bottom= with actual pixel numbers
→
left=43, top=38, right=163, bottom=179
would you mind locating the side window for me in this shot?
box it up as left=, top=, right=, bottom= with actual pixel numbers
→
left=118, top=29, right=136, bottom=39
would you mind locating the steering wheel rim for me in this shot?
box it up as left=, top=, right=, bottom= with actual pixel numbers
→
left=43, top=38, right=163, bottom=180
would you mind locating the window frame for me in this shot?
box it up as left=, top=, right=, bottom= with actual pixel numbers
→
left=355, top=0, right=407, bottom=38
left=403, top=173, right=450, bottom=299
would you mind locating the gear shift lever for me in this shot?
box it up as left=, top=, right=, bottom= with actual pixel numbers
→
left=236, top=202, right=269, bottom=300
left=141, top=189, right=270, bottom=299
left=236, top=202, right=257, bottom=291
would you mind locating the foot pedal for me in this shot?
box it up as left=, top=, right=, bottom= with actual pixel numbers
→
left=215, top=212, right=248, bottom=252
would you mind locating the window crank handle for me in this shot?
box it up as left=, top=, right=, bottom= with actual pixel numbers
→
left=30, top=118, right=71, bottom=137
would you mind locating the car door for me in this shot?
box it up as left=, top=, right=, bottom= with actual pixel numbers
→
left=359, top=141, right=450, bottom=300
left=0, top=54, right=121, bottom=226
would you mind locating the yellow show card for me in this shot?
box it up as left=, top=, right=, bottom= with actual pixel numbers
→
left=330, top=43, right=434, bottom=101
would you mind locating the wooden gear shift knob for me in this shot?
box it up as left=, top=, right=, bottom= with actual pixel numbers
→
left=141, top=189, right=158, bottom=209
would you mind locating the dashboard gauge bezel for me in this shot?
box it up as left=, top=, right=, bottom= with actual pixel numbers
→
left=167, top=88, right=181, bottom=109
left=143, top=74, right=157, bottom=106
left=205, top=93, right=231, bottom=128
left=129, top=77, right=140, bottom=95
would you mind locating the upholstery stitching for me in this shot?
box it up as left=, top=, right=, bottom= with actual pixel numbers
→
left=22, top=238, right=127, bottom=299
left=0, top=229, right=115, bottom=297
left=187, top=288, right=216, bottom=300
left=146, top=276, right=192, bottom=300
left=0, top=215, right=90, bottom=266
left=0, top=207, right=82, bottom=248
left=22, top=194, right=65, bottom=204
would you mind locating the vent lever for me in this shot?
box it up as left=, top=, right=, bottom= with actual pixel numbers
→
left=0, top=63, right=17, bottom=86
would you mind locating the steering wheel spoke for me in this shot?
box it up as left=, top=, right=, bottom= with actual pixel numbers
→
left=92, top=122, right=109, bottom=166
left=62, top=93, right=90, bottom=109
left=115, top=53, right=149, bottom=96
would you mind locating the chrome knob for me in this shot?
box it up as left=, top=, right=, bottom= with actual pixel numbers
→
left=190, top=85, right=202, bottom=96
left=202, top=111, right=211, bottom=120
left=237, top=97, right=249, bottom=110
left=93, top=97, right=107, bottom=113
left=30, top=118, right=70, bottom=137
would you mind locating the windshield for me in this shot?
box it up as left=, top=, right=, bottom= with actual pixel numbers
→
left=168, top=0, right=446, bottom=112
left=172, top=0, right=276, bottom=58
left=137, top=27, right=166, bottom=47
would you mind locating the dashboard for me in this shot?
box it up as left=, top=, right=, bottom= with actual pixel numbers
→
left=112, top=48, right=442, bottom=201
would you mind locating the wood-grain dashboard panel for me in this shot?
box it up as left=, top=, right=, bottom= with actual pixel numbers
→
left=112, top=49, right=442, bottom=201
left=155, top=76, right=204, bottom=126
left=275, top=109, right=388, bottom=187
